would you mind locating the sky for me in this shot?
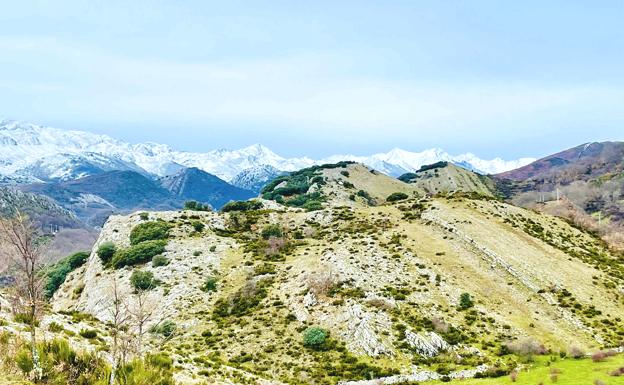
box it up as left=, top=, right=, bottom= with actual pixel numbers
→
left=0, top=0, right=623, bottom=159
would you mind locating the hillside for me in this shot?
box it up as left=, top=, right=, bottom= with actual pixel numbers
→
left=159, top=167, right=256, bottom=209
left=34, top=162, right=624, bottom=384
left=398, top=162, right=495, bottom=197
left=20, top=170, right=180, bottom=226
left=494, top=141, right=624, bottom=249
left=497, top=142, right=624, bottom=182
left=0, top=187, right=97, bottom=264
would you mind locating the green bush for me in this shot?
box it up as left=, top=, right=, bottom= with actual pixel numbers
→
left=184, top=201, right=211, bottom=211
left=357, top=189, right=376, bottom=205
left=202, top=277, right=218, bottom=292
left=97, top=241, right=117, bottom=265
left=14, top=312, right=38, bottom=326
left=45, top=251, right=89, bottom=298
left=139, top=212, right=149, bottom=220
left=302, top=327, right=329, bottom=350
left=386, top=192, right=409, bottom=202
left=152, top=255, right=170, bottom=267
left=221, top=200, right=263, bottom=212
left=48, top=322, right=64, bottom=332
left=191, top=221, right=205, bottom=232
left=398, top=172, right=417, bottom=183
left=130, top=221, right=171, bottom=245
left=418, top=161, right=448, bottom=172
left=261, top=224, right=283, bottom=239
left=112, top=240, right=167, bottom=268
left=459, top=292, right=474, bottom=310
left=6, top=336, right=174, bottom=384
left=79, top=329, right=98, bottom=339
left=151, top=320, right=177, bottom=338
left=131, top=270, right=156, bottom=291
left=15, top=348, right=33, bottom=374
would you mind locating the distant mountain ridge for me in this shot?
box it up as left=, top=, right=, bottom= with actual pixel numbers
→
left=19, top=169, right=254, bottom=226
left=159, top=167, right=256, bottom=208
left=0, top=119, right=534, bottom=188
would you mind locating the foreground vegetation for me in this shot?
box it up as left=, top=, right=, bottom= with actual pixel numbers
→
left=0, top=333, right=174, bottom=385
left=432, top=354, right=624, bottom=385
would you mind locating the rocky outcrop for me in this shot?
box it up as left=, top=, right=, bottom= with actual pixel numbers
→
left=404, top=330, right=449, bottom=357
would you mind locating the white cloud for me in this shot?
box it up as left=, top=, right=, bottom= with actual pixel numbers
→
left=0, top=36, right=622, bottom=154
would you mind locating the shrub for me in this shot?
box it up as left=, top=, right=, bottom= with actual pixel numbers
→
left=112, top=240, right=167, bottom=268
left=610, top=367, right=624, bottom=376
left=15, top=348, right=33, bottom=373
left=591, top=350, right=615, bottom=362
left=139, top=212, right=149, bottom=220
left=131, top=270, right=156, bottom=291
left=221, top=200, right=263, bottom=212
left=458, top=292, right=474, bottom=310
left=202, top=277, right=218, bottom=292
left=303, top=327, right=329, bottom=350
left=398, top=173, right=417, bottom=183
left=212, top=278, right=272, bottom=318
left=184, top=201, right=211, bottom=211
left=261, top=224, right=283, bottom=239
left=191, top=221, right=205, bottom=232
left=152, top=254, right=170, bottom=267
left=151, top=320, right=177, bottom=338
left=418, top=161, right=448, bottom=172
left=386, top=192, right=409, bottom=202
left=505, top=338, right=546, bottom=359
left=79, top=329, right=98, bottom=339
left=568, top=345, right=585, bottom=358
left=356, top=189, right=376, bottom=205
left=45, top=251, right=89, bottom=298
left=14, top=312, right=38, bottom=326
left=130, top=221, right=171, bottom=245
left=97, top=241, right=117, bottom=265
left=117, top=357, right=175, bottom=385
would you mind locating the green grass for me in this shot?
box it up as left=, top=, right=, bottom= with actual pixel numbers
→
left=433, top=355, right=624, bottom=385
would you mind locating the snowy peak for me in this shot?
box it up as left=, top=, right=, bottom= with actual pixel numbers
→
left=0, top=119, right=534, bottom=186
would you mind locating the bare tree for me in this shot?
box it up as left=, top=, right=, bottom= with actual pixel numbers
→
left=105, top=277, right=131, bottom=385
left=127, top=287, right=157, bottom=358
left=0, top=211, right=48, bottom=379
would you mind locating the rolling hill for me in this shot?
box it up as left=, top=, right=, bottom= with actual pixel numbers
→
left=31, top=162, right=624, bottom=384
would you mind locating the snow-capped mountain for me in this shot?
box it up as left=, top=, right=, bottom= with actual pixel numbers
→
left=230, top=165, right=287, bottom=193
left=0, top=119, right=535, bottom=185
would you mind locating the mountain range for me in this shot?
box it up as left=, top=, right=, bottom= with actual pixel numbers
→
left=0, top=119, right=534, bottom=187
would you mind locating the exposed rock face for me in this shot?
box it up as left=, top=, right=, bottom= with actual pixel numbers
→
left=337, top=303, right=392, bottom=357
left=404, top=330, right=449, bottom=357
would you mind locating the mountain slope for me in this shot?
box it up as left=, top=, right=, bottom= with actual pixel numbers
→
left=159, top=167, right=256, bottom=209
left=496, top=141, right=624, bottom=182
left=398, top=162, right=496, bottom=197
left=494, top=141, right=624, bottom=249
left=0, top=186, right=80, bottom=228
left=0, top=187, right=97, bottom=266
left=230, top=164, right=286, bottom=193
left=20, top=170, right=180, bottom=226
left=49, top=164, right=624, bottom=384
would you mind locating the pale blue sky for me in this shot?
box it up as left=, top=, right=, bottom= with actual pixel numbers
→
left=0, top=1, right=622, bottom=158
